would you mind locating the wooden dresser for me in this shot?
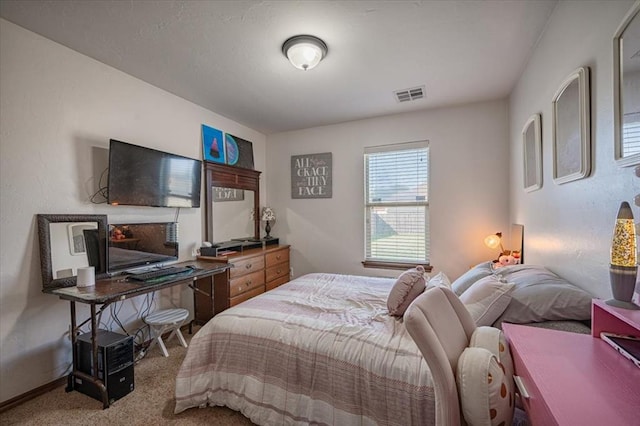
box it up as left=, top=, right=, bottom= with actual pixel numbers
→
left=193, top=244, right=290, bottom=325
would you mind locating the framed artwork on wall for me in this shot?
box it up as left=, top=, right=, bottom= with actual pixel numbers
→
left=202, top=124, right=226, bottom=164
left=522, top=113, right=542, bottom=192
left=225, top=133, right=255, bottom=170
left=291, top=152, right=333, bottom=199
left=552, top=66, right=591, bottom=184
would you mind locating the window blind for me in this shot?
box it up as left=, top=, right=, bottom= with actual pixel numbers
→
left=364, top=142, right=429, bottom=263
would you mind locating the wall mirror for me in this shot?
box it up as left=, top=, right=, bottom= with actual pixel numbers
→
left=614, top=1, right=640, bottom=166
left=37, top=214, right=108, bottom=289
left=552, top=66, right=591, bottom=184
left=204, top=162, right=261, bottom=243
left=522, top=113, right=542, bottom=192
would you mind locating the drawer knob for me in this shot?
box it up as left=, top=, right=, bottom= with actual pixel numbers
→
left=246, top=264, right=252, bottom=269
left=245, top=281, right=251, bottom=287
left=277, top=269, right=281, bottom=274
left=276, top=255, right=281, bottom=260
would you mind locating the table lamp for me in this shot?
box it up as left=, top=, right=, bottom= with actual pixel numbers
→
left=607, top=201, right=639, bottom=310
left=261, top=207, right=276, bottom=239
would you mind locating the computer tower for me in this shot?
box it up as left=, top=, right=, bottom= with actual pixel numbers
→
left=74, top=329, right=134, bottom=404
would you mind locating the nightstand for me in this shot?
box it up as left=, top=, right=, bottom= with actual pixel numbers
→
left=503, top=300, right=640, bottom=426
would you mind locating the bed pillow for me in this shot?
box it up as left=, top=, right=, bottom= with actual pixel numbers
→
left=457, top=347, right=514, bottom=426
left=427, top=271, right=451, bottom=289
left=492, top=265, right=593, bottom=324
left=451, top=261, right=495, bottom=295
left=459, top=276, right=515, bottom=326
left=387, top=266, right=427, bottom=316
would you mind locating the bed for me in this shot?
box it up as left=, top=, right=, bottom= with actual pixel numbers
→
left=175, top=273, right=437, bottom=425
left=174, top=263, right=593, bottom=424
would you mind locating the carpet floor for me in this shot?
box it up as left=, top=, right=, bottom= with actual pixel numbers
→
left=0, top=330, right=255, bottom=425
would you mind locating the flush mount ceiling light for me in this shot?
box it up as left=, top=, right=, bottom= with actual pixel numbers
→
left=282, top=35, right=328, bottom=71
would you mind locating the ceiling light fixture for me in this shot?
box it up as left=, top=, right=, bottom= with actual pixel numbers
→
left=282, top=35, right=328, bottom=71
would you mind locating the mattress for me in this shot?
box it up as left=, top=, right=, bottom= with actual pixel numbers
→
left=174, top=273, right=436, bottom=425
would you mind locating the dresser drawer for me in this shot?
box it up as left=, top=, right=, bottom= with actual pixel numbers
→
left=229, top=255, right=264, bottom=279
left=507, top=329, right=559, bottom=426
left=229, top=270, right=265, bottom=297
left=266, top=262, right=289, bottom=283
left=265, top=248, right=289, bottom=267
left=230, top=285, right=264, bottom=307
left=266, top=275, right=289, bottom=291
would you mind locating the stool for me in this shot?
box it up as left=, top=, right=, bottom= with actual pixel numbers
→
left=144, top=308, right=189, bottom=357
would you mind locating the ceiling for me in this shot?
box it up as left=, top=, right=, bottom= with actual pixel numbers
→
left=0, top=0, right=558, bottom=134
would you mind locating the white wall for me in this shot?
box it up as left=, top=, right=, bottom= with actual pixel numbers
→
left=509, top=0, right=639, bottom=299
left=0, top=19, right=266, bottom=403
left=266, top=100, right=511, bottom=281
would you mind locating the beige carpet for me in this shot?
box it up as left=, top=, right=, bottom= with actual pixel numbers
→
left=0, top=330, right=255, bottom=425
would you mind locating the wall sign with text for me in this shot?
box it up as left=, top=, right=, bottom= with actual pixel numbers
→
left=291, top=152, right=332, bottom=199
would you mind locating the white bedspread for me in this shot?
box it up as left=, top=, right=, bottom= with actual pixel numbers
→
left=174, top=273, right=436, bottom=425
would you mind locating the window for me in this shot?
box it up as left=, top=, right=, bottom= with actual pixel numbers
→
left=364, top=141, right=429, bottom=269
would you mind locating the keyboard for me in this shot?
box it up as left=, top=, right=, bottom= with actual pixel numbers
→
left=128, top=266, right=193, bottom=282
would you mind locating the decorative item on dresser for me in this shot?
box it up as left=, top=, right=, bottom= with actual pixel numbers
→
left=193, top=244, right=291, bottom=325
left=261, top=206, right=276, bottom=239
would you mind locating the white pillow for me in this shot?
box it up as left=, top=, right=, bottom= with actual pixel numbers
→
left=451, top=261, right=495, bottom=295
left=427, top=271, right=451, bottom=289
left=459, top=276, right=515, bottom=326
left=457, top=347, right=514, bottom=426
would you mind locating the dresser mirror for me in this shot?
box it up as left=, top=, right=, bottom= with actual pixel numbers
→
left=37, top=214, right=108, bottom=289
left=614, top=1, right=640, bottom=166
left=211, top=188, right=255, bottom=241
left=204, top=162, right=261, bottom=243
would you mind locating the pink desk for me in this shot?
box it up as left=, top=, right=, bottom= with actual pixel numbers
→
left=504, top=302, right=640, bottom=426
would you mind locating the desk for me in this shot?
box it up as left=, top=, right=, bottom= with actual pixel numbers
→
left=504, top=300, right=640, bottom=425
left=43, top=260, right=230, bottom=408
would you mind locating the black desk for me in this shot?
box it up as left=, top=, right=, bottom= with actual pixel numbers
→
left=43, top=260, right=230, bottom=408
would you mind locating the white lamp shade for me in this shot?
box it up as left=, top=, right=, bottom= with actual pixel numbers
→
left=261, top=207, right=276, bottom=222
left=282, top=35, right=327, bottom=71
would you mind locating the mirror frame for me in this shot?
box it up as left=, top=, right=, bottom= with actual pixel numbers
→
left=614, top=0, right=640, bottom=167
left=522, top=113, right=542, bottom=192
left=204, top=162, right=261, bottom=242
left=37, top=214, right=108, bottom=289
left=552, top=66, right=591, bottom=184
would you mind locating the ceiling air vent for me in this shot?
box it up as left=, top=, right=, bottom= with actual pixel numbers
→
left=394, top=86, right=425, bottom=103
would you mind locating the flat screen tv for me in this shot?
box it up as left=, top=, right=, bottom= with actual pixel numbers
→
left=107, top=139, right=202, bottom=208
left=108, top=222, right=178, bottom=272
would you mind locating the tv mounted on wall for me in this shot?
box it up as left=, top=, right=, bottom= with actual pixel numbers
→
left=107, top=139, right=202, bottom=208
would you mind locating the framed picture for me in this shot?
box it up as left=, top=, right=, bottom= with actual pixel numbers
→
left=291, top=152, right=332, bottom=199
left=552, top=66, right=591, bottom=184
left=202, top=124, right=226, bottom=164
left=522, top=114, right=542, bottom=192
left=225, top=133, right=255, bottom=170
